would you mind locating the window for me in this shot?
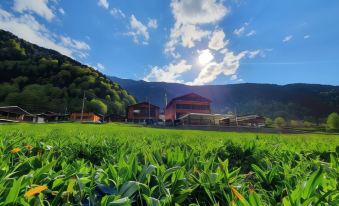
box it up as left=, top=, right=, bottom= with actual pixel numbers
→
left=133, top=108, right=156, bottom=117
left=176, top=112, right=186, bottom=118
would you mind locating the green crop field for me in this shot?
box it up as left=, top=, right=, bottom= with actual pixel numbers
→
left=0, top=123, right=338, bottom=205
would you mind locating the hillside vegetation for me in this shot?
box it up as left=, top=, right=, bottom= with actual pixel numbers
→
left=110, top=77, right=339, bottom=121
left=0, top=123, right=338, bottom=205
left=0, top=30, right=135, bottom=114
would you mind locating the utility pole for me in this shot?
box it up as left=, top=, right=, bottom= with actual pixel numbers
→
left=165, top=93, right=168, bottom=106
left=235, top=107, right=238, bottom=127
left=164, top=93, right=168, bottom=123
left=148, top=98, right=151, bottom=121
left=80, top=91, right=86, bottom=121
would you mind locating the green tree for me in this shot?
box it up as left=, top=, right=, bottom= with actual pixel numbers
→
left=303, top=121, right=314, bottom=128
left=265, top=117, right=273, bottom=127
left=0, top=30, right=136, bottom=114
left=274, top=117, right=286, bottom=128
left=290, top=120, right=301, bottom=128
left=88, top=99, right=107, bottom=114
left=0, top=83, right=18, bottom=100
left=327, top=112, right=339, bottom=130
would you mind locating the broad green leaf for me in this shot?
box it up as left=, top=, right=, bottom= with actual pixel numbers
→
left=301, top=167, right=323, bottom=199
left=248, top=192, right=264, bottom=206
left=5, top=176, right=23, bottom=204
left=109, top=197, right=131, bottom=206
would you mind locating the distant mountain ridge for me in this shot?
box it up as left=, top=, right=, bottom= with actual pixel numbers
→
left=110, top=76, right=339, bottom=121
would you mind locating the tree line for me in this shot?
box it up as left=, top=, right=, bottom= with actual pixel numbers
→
left=0, top=30, right=136, bottom=114
left=265, top=112, right=339, bottom=131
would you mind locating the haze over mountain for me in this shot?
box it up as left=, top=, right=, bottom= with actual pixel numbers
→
left=110, top=76, right=339, bottom=121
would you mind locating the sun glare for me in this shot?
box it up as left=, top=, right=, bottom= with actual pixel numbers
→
left=198, top=49, right=214, bottom=65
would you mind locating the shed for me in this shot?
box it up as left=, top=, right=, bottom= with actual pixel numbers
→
left=0, top=106, right=33, bottom=122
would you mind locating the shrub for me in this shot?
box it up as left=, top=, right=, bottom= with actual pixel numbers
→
left=303, top=121, right=314, bottom=128
left=290, top=120, right=302, bottom=128
left=265, top=117, right=273, bottom=127
left=326, top=112, right=339, bottom=130
left=274, top=117, right=286, bottom=128
left=88, top=99, right=107, bottom=114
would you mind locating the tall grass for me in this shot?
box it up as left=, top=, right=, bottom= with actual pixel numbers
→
left=0, top=123, right=338, bottom=205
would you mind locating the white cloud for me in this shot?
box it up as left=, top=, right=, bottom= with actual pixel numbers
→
left=58, top=8, right=65, bottom=15
left=98, top=0, right=109, bottom=9
left=246, top=30, right=256, bottom=37
left=157, top=0, right=262, bottom=84
left=283, top=35, right=293, bottom=42
left=248, top=50, right=260, bottom=58
left=143, top=60, right=192, bottom=83
left=147, top=18, right=158, bottom=29
left=96, top=63, right=105, bottom=71
left=13, top=0, right=55, bottom=21
left=60, top=36, right=90, bottom=53
left=188, top=50, right=257, bottom=85
left=233, top=26, right=245, bottom=36
left=88, top=63, right=105, bottom=71
left=234, top=23, right=256, bottom=37
left=165, top=23, right=210, bottom=54
left=0, top=8, right=90, bottom=58
left=304, top=35, right=310, bottom=39
left=171, top=0, right=229, bottom=25
left=230, top=74, right=237, bottom=80
left=110, top=8, right=125, bottom=18
left=198, top=49, right=214, bottom=65
left=126, top=15, right=150, bottom=44
left=208, top=29, right=228, bottom=51
left=165, top=0, right=229, bottom=56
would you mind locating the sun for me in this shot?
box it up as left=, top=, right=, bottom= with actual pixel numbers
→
left=198, top=49, right=214, bottom=65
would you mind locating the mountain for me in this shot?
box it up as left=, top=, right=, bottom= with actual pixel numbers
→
left=1, top=29, right=337, bottom=120
left=110, top=76, right=339, bottom=121
left=0, top=30, right=135, bottom=114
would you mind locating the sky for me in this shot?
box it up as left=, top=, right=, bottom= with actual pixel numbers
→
left=0, top=0, right=339, bottom=85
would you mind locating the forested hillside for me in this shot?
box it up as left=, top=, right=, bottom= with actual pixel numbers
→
left=110, top=76, right=339, bottom=122
left=0, top=30, right=135, bottom=114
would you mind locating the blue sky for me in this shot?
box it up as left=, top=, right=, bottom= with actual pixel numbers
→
left=0, top=0, right=338, bottom=85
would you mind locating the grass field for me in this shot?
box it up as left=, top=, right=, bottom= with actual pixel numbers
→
left=0, top=123, right=338, bottom=205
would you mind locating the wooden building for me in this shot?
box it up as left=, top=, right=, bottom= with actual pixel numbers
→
left=236, top=115, right=266, bottom=127
left=34, top=112, right=70, bottom=123
left=0, top=106, right=33, bottom=122
left=70, top=112, right=103, bottom=123
left=219, top=115, right=265, bottom=127
left=105, top=114, right=126, bottom=123
left=165, top=93, right=211, bottom=122
left=126, top=102, right=160, bottom=123
left=178, top=113, right=226, bottom=125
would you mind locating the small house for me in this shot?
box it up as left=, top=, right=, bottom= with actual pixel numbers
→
left=33, top=112, right=70, bottom=123
left=70, top=112, right=103, bottom=123
left=126, top=102, right=160, bottom=123
left=105, top=114, right=126, bottom=123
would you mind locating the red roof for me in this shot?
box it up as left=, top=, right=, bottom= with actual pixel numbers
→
left=166, top=93, right=211, bottom=108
